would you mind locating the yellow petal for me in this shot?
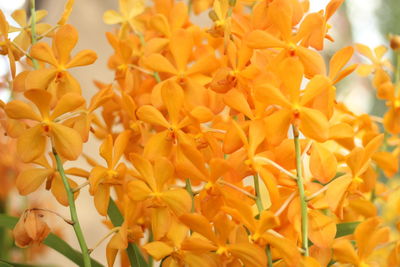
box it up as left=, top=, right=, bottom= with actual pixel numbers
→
left=51, top=123, right=82, bottom=160
left=103, top=10, right=123, bottom=25
left=24, top=89, right=52, bottom=118
left=179, top=213, right=218, bottom=243
left=151, top=207, right=171, bottom=240
left=332, top=239, right=359, bottom=265
left=57, top=0, right=75, bottom=25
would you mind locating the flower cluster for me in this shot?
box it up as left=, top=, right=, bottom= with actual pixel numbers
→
left=0, top=0, right=399, bottom=266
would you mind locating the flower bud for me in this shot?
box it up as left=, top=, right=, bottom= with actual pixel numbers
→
left=13, top=209, right=51, bottom=248
left=389, top=34, right=400, bottom=51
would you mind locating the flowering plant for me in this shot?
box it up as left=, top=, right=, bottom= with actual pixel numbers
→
left=0, top=0, right=399, bottom=266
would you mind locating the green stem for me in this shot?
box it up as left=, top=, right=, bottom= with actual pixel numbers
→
left=253, top=175, right=273, bottom=266
left=30, top=0, right=39, bottom=70
left=185, top=178, right=195, bottom=213
left=0, top=199, right=10, bottom=260
left=292, top=125, right=309, bottom=256
left=253, top=174, right=263, bottom=213
left=53, top=149, right=91, bottom=267
left=266, top=245, right=273, bottom=267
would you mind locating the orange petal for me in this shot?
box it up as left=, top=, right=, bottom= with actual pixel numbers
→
left=223, top=89, right=254, bottom=119
left=170, top=29, right=193, bottom=72
left=50, top=93, right=85, bottom=120
left=332, top=239, right=359, bottom=265
left=329, top=46, right=354, bottom=81
left=66, top=49, right=98, bottom=68
left=227, top=243, right=267, bottom=267
left=5, top=100, right=41, bottom=121
left=264, top=109, right=292, bottom=146
left=136, top=105, right=170, bottom=128
left=24, top=89, right=52, bottom=118
left=94, top=184, right=110, bottom=216
left=151, top=207, right=171, bottom=240
left=309, top=143, right=337, bottom=183
left=161, top=80, right=184, bottom=126
left=246, top=30, right=286, bottom=49
left=16, top=168, right=52, bottom=195
left=143, top=54, right=178, bottom=74
left=127, top=180, right=152, bottom=201
left=30, top=42, right=58, bottom=66
left=17, top=125, right=46, bottom=163
left=54, top=24, right=78, bottom=65
left=254, top=84, right=291, bottom=108
left=25, top=69, right=57, bottom=90
left=51, top=173, right=79, bottom=206
left=51, top=123, right=82, bottom=160
left=179, top=213, right=218, bottom=243
left=160, top=188, right=192, bottom=215
left=112, top=130, right=131, bottom=167
left=308, top=209, right=336, bottom=248
left=143, top=241, right=174, bottom=261
left=299, top=107, right=329, bottom=142
left=355, top=217, right=390, bottom=259
left=297, top=46, right=326, bottom=78
left=129, top=153, right=156, bottom=190
left=154, top=157, right=174, bottom=191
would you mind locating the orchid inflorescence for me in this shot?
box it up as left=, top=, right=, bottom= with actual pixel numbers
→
left=0, top=0, right=399, bottom=266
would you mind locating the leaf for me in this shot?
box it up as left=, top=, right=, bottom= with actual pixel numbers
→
left=107, top=199, right=148, bottom=267
left=0, top=214, right=103, bottom=267
left=335, top=221, right=360, bottom=238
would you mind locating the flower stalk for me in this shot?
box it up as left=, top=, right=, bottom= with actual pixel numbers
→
left=53, top=149, right=92, bottom=267
left=292, top=125, right=309, bottom=256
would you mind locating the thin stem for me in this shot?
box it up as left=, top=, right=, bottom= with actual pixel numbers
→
left=292, top=125, right=309, bottom=256
left=185, top=179, right=195, bottom=213
left=253, top=174, right=273, bottom=266
left=253, top=174, right=263, bottom=213
left=218, top=180, right=257, bottom=200
left=253, top=156, right=297, bottom=180
left=88, top=227, right=120, bottom=254
left=306, top=185, right=329, bottom=202
left=30, top=208, right=74, bottom=225
left=36, top=25, right=59, bottom=40
left=274, top=192, right=295, bottom=217
left=11, top=41, right=34, bottom=61
left=72, top=180, right=90, bottom=193
left=266, top=245, right=273, bottom=267
left=53, top=149, right=92, bottom=267
left=30, top=0, right=39, bottom=70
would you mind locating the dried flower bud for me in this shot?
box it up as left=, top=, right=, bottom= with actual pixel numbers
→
left=389, top=34, right=400, bottom=51
left=13, top=209, right=51, bottom=248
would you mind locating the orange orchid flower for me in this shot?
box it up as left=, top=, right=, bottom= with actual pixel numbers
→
left=127, top=154, right=192, bottom=240
left=8, top=9, right=52, bottom=51
left=4, top=89, right=84, bottom=162
left=89, top=130, right=131, bottom=216
left=179, top=212, right=268, bottom=267
left=16, top=154, right=79, bottom=206
left=255, top=57, right=331, bottom=142
left=333, top=217, right=390, bottom=266
left=26, top=24, right=97, bottom=97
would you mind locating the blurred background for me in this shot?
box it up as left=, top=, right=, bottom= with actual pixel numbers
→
left=0, top=0, right=399, bottom=266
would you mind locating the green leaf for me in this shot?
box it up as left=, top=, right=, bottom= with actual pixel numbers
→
left=336, top=221, right=360, bottom=238
left=0, top=214, right=103, bottom=267
left=107, top=199, right=148, bottom=267
left=0, top=259, right=55, bottom=267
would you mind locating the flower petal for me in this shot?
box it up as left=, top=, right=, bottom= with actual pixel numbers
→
left=17, top=125, right=46, bottom=163
left=16, top=168, right=52, bottom=195
left=51, top=123, right=82, bottom=160
left=54, top=24, right=78, bottom=65
left=66, top=49, right=98, bottom=68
